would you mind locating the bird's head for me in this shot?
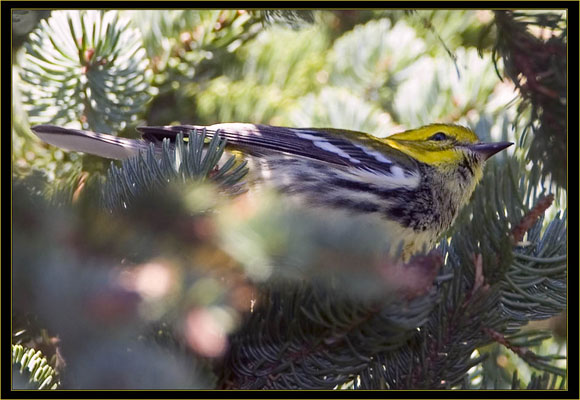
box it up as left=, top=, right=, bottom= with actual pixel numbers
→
left=384, top=124, right=512, bottom=183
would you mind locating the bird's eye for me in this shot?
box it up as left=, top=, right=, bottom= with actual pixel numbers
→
left=428, top=132, right=448, bottom=141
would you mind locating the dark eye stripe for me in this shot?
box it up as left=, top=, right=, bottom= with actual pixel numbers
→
left=429, top=132, right=448, bottom=141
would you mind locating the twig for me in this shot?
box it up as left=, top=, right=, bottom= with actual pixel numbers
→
left=471, top=253, right=486, bottom=294
left=511, top=194, right=554, bottom=243
left=72, top=171, right=90, bottom=203
left=484, top=327, right=536, bottom=360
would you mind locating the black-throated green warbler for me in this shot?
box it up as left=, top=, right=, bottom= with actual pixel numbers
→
left=31, top=123, right=512, bottom=259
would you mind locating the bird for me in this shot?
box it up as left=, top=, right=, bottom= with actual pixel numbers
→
left=31, top=123, right=512, bottom=259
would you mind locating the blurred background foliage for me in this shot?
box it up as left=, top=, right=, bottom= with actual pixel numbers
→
left=11, top=9, right=567, bottom=390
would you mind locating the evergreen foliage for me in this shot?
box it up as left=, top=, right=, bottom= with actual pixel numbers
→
left=20, top=10, right=152, bottom=133
left=12, top=9, right=568, bottom=391
left=12, top=345, right=59, bottom=390
left=492, top=11, right=567, bottom=189
left=103, top=131, right=248, bottom=210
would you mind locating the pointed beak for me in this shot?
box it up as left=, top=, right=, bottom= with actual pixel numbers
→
left=468, top=141, right=513, bottom=160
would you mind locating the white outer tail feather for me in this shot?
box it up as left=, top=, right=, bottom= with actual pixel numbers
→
left=31, top=125, right=149, bottom=160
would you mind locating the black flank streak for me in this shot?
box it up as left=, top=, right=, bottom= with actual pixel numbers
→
left=295, top=172, right=318, bottom=183
left=330, top=198, right=380, bottom=213
left=388, top=206, right=406, bottom=220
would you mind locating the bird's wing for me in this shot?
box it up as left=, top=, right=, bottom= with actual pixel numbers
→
left=31, top=123, right=416, bottom=177
left=138, top=123, right=412, bottom=174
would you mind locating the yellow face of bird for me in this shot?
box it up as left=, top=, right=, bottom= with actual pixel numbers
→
left=382, top=124, right=480, bottom=168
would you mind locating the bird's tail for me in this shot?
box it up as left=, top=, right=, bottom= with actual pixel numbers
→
left=31, top=125, right=151, bottom=160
